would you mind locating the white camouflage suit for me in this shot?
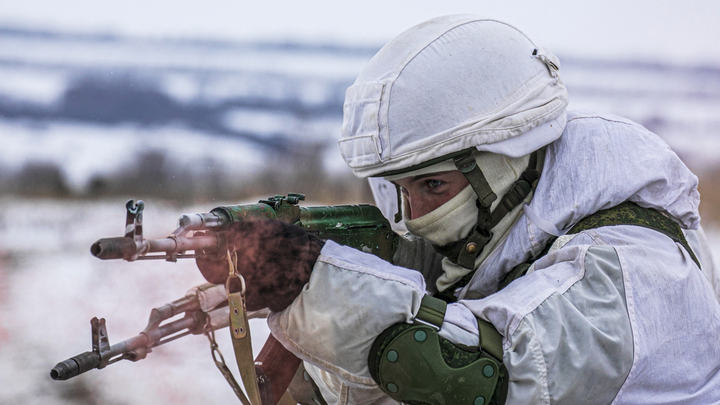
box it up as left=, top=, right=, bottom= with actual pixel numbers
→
left=269, top=16, right=720, bottom=404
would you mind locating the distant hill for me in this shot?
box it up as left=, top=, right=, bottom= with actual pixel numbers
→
left=1, top=26, right=719, bottom=205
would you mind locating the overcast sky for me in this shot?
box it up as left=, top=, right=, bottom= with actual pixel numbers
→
left=2, top=0, right=719, bottom=66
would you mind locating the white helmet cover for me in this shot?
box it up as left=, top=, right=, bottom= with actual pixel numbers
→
left=339, top=15, right=569, bottom=178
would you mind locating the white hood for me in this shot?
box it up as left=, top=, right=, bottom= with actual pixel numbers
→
left=339, top=15, right=569, bottom=178
left=461, top=110, right=701, bottom=299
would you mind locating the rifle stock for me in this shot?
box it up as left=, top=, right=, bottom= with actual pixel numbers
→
left=255, top=334, right=303, bottom=404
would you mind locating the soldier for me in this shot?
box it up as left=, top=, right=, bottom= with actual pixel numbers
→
left=198, top=15, right=720, bottom=404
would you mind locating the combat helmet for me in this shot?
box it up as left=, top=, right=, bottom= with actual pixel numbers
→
left=339, top=15, right=569, bottom=269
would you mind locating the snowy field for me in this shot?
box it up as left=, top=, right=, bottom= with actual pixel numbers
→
left=0, top=197, right=272, bottom=404
left=2, top=2, right=720, bottom=404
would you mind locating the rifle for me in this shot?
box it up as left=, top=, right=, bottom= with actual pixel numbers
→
left=50, top=283, right=260, bottom=380
left=52, top=194, right=397, bottom=404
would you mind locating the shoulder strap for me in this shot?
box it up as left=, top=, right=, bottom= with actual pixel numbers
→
left=415, top=295, right=447, bottom=329
left=498, top=201, right=700, bottom=294
left=569, top=201, right=700, bottom=268
left=415, top=295, right=504, bottom=363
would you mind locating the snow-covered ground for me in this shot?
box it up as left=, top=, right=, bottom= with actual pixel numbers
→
left=0, top=197, right=270, bottom=404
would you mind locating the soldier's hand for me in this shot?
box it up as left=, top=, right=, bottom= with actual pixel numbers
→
left=195, top=220, right=324, bottom=312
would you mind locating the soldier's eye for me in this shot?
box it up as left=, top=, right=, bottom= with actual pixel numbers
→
left=427, top=180, right=443, bottom=188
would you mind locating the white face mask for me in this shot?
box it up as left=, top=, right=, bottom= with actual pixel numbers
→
left=396, top=151, right=540, bottom=290
left=401, top=152, right=528, bottom=244
left=404, top=185, right=477, bottom=246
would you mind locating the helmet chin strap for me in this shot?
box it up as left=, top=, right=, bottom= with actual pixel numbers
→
left=433, top=149, right=541, bottom=269
left=393, top=183, right=404, bottom=224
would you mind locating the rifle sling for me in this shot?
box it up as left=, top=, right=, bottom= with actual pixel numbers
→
left=228, top=290, right=264, bottom=405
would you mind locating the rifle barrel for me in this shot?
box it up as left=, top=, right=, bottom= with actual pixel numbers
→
left=90, top=237, right=136, bottom=260
left=91, top=235, right=220, bottom=260
left=50, top=313, right=202, bottom=381
left=50, top=350, right=101, bottom=380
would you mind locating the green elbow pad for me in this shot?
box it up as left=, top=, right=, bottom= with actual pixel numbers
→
left=368, top=323, right=508, bottom=405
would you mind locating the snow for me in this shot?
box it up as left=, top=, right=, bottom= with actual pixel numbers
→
left=222, top=109, right=342, bottom=142
left=0, top=197, right=270, bottom=404
left=0, top=122, right=270, bottom=193
left=0, top=68, right=67, bottom=105
left=0, top=34, right=372, bottom=80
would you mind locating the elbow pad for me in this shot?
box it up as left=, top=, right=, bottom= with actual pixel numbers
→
left=368, top=296, right=508, bottom=405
